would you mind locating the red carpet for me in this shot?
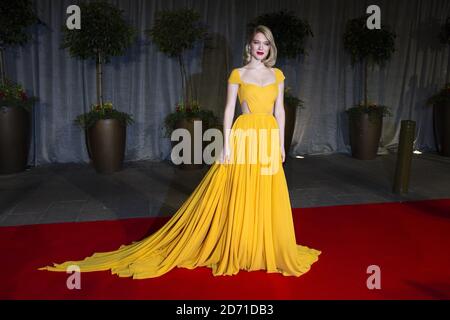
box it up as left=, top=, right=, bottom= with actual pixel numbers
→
left=1, top=199, right=449, bottom=300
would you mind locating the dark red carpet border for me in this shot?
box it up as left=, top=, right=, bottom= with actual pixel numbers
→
left=0, top=199, right=449, bottom=300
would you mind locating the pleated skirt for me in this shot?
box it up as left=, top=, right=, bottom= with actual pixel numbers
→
left=39, top=113, right=321, bottom=279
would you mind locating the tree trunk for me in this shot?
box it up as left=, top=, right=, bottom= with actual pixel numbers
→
left=187, top=60, right=195, bottom=104
left=364, top=58, right=368, bottom=108
left=446, top=51, right=450, bottom=84
left=178, top=55, right=187, bottom=105
left=96, top=53, right=103, bottom=108
left=182, top=55, right=188, bottom=104
left=0, top=48, right=6, bottom=85
left=178, top=54, right=194, bottom=106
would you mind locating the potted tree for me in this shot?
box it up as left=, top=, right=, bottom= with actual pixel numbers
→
left=428, top=17, right=450, bottom=157
left=63, top=0, right=136, bottom=173
left=283, top=86, right=305, bottom=153
left=0, top=0, right=39, bottom=174
left=343, top=16, right=395, bottom=160
left=147, top=8, right=217, bottom=170
left=163, top=100, right=219, bottom=170
left=248, top=10, right=313, bottom=154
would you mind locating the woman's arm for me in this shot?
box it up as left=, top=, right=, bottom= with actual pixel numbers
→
left=274, top=79, right=285, bottom=161
left=221, top=82, right=238, bottom=162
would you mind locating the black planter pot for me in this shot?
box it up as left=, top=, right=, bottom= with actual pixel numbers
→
left=87, top=119, right=126, bottom=174
left=349, top=112, right=383, bottom=160
left=284, top=103, right=297, bottom=155
left=433, top=101, right=450, bottom=157
left=0, top=106, right=31, bottom=174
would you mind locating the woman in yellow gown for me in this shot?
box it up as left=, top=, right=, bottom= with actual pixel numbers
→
left=39, top=25, right=321, bottom=279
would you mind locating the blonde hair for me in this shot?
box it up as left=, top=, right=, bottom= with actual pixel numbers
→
left=243, top=25, right=278, bottom=67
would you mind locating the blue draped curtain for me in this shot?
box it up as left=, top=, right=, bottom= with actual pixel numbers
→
left=5, top=0, right=450, bottom=165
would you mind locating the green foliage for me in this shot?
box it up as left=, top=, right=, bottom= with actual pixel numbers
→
left=439, top=17, right=450, bottom=45
left=343, top=16, right=396, bottom=66
left=147, top=8, right=209, bottom=58
left=427, top=83, right=450, bottom=106
left=0, top=79, right=37, bottom=111
left=345, top=102, right=392, bottom=121
left=248, top=10, right=313, bottom=59
left=61, top=0, right=136, bottom=63
left=164, top=100, right=219, bottom=137
left=74, top=102, right=134, bottom=129
left=0, top=0, right=38, bottom=48
left=147, top=8, right=209, bottom=108
left=64, top=1, right=136, bottom=129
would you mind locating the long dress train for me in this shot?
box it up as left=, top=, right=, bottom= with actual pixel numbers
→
left=39, top=67, right=321, bottom=279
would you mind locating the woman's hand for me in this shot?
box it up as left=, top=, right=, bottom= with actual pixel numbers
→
left=281, top=146, right=286, bottom=163
left=220, top=144, right=231, bottom=164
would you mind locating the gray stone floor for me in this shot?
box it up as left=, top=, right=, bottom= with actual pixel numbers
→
left=1, top=152, right=449, bottom=227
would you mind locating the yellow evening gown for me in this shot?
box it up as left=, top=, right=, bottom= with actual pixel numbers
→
left=39, top=67, right=321, bottom=279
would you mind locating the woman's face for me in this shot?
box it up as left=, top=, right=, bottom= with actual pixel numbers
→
left=250, top=32, right=271, bottom=61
